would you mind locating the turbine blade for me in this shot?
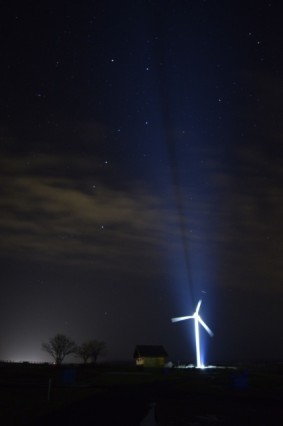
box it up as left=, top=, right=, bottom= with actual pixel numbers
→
left=196, top=300, right=202, bottom=313
left=198, top=316, right=214, bottom=336
left=171, top=315, right=193, bottom=323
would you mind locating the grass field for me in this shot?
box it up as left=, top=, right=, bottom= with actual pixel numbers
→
left=0, top=362, right=282, bottom=425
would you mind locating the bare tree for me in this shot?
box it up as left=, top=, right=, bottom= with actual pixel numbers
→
left=76, top=341, right=94, bottom=364
left=91, top=340, right=106, bottom=364
left=42, top=334, right=77, bottom=365
left=76, top=340, right=106, bottom=365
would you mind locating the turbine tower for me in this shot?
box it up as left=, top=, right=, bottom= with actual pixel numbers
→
left=171, top=300, right=213, bottom=368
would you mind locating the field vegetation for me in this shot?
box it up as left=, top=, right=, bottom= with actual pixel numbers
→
left=0, top=361, right=282, bottom=425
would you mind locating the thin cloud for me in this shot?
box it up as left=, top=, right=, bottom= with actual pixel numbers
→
left=1, top=148, right=282, bottom=288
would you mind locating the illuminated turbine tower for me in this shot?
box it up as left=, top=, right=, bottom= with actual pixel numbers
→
left=171, top=300, right=213, bottom=368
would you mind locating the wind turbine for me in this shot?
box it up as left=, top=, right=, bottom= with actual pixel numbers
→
left=171, top=300, right=213, bottom=368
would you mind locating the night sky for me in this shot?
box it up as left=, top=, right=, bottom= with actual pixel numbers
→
left=1, top=0, right=282, bottom=364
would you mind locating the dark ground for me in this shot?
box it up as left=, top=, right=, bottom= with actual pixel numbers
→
left=1, top=363, right=283, bottom=425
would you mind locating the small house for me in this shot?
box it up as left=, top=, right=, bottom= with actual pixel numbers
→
left=133, top=345, right=168, bottom=368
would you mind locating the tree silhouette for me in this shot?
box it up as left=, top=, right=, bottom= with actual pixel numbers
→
left=76, top=340, right=106, bottom=364
left=42, top=334, right=77, bottom=365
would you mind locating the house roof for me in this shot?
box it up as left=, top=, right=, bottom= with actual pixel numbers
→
left=133, top=345, right=168, bottom=358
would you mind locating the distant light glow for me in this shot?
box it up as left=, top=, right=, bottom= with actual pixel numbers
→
left=6, top=357, right=45, bottom=363
left=176, top=364, right=237, bottom=370
left=171, top=299, right=213, bottom=368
